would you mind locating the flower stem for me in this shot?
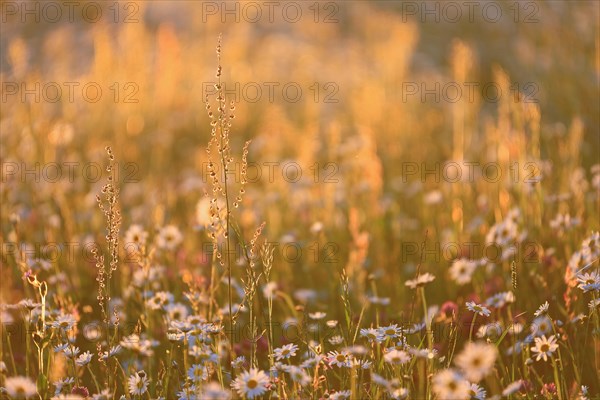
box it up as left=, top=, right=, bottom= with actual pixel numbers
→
left=469, top=314, right=478, bottom=342
left=88, top=364, right=101, bottom=394
left=551, top=356, right=563, bottom=400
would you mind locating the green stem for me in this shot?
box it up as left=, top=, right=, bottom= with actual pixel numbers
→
left=420, top=287, right=433, bottom=400
left=88, top=364, right=101, bottom=394
left=551, top=357, right=563, bottom=400
left=25, top=313, right=31, bottom=377
left=6, top=333, right=18, bottom=375
left=469, top=314, right=478, bottom=342
left=163, top=344, right=174, bottom=397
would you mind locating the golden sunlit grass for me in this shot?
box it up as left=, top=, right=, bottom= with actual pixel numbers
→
left=1, top=1, right=599, bottom=399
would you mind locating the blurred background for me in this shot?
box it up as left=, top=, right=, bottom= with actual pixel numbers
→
left=1, top=0, right=599, bottom=308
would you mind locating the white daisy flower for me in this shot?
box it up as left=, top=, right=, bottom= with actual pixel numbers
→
left=50, top=314, right=77, bottom=330
left=231, top=368, right=269, bottom=399
left=100, top=345, right=122, bottom=360
left=454, top=342, right=498, bottom=383
left=576, top=271, right=600, bottom=292
left=262, top=282, right=278, bottom=299
left=383, top=349, right=410, bottom=365
left=432, top=369, right=470, bottom=400
left=283, top=365, right=311, bottom=386
left=166, top=302, right=189, bottom=322
left=449, top=258, right=477, bottom=285
left=127, top=370, right=149, bottom=396
left=329, top=390, right=351, bottom=400
left=466, top=301, right=491, bottom=317
left=390, top=388, right=409, bottom=399
left=53, top=377, right=75, bottom=396
left=578, top=385, right=589, bottom=400
left=200, top=382, right=231, bottom=399
left=146, top=291, right=174, bottom=310
left=273, top=343, right=298, bottom=361
left=75, top=351, right=93, bottom=366
left=155, top=224, right=183, bottom=250
left=530, top=335, right=559, bottom=362
left=530, top=315, right=552, bottom=337
left=63, top=345, right=80, bottom=359
left=378, top=324, right=404, bottom=340
left=350, top=358, right=373, bottom=369
left=4, top=376, right=38, bottom=398
left=19, top=299, right=41, bottom=311
left=485, top=291, right=515, bottom=308
left=328, top=335, right=344, bottom=345
left=405, top=272, right=436, bottom=289
left=187, top=364, right=209, bottom=383
left=476, top=323, right=502, bottom=340
left=327, top=350, right=352, bottom=367
left=469, top=383, right=486, bottom=400
left=360, top=328, right=380, bottom=342
left=308, top=311, right=326, bottom=320
left=231, top=356, right=246, bottom=369
left=326, top=320, right=338, bottom=328
left=534, top=301, right=549, bottom=317
left=124, top=224, right=148, bottom=251
left=167, top=330, right=185, bottom=343
left=177, top=385, right=197, bottom=400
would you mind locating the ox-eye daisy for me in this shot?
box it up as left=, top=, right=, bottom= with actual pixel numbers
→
left=531, top=335, right=559, bottom=362
left=454, top=342, right=498, bottom=382
left=405, top=273, right=435, bottom=289
left=534, top=301, right=550, bottom=317
left=327, top=350, right=352, bottom=367
left=383, top=349, right=410, bottom=365
left=127, top=370, right=149, bottom=396
left=273, top=343, right=298, bottom=361
left=432, top=369, right=470, bottom=400
left=449, top=259, right=477, bottom=284
left=466, top=301, right=491, bottom=317
left=232, top=368, right=269, bottom=399
left=4, top=376, right=38, bottom=399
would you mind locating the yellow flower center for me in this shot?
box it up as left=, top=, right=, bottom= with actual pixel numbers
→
left=247, top=379, right=258, bottom=389
left=541, top=344, right=550, bottom=352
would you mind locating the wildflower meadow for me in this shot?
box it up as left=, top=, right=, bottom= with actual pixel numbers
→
left=1, top=1, right=599, bottom=399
